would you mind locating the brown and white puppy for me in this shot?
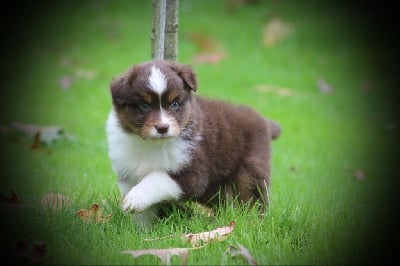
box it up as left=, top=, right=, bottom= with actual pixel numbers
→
left=106, top=60, right=281, bottom=227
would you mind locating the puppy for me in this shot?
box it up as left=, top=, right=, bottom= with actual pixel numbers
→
left=106, top=60, right=281, bottom=227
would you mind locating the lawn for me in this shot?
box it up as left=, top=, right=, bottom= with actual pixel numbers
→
left=0, top=0, right=397, bottom=265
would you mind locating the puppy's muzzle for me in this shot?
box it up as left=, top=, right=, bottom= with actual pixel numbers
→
left=155, top=124, right=169, bottom=135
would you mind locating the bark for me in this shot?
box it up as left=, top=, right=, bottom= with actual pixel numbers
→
left=151, top=0, right=179, bottom=62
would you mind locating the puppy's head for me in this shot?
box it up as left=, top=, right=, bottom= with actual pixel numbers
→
left=110, top=60, right=197, bottom=139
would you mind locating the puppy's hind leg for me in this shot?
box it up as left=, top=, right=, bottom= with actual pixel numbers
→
left=235, top=126, right=272, bottom=210
left=235, top=161, right=270, bottom=211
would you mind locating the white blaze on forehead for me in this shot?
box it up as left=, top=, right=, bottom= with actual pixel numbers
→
left=160, top=109, right=171, bottom=124
left=148, top=65, right=167, bottom=95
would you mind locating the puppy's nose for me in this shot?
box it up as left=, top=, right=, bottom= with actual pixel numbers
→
left=155, top=124, right=169, bottom=134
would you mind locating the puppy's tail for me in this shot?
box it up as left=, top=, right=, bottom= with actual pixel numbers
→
left=266, top=119, right=281, bottom=140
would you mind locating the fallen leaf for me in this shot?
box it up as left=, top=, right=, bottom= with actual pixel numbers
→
left=223, top=244, right=258, bottom=266
left=0, top=190, right=20, bottom=205
left=354, top=169, right=365, bottom=181
left=193, top=51, right=228, bottom=64
left=75, top=203, right=112, bottom=223
left=186, top=32, right=221, bottom=52
left=185, top=31, right=228, bottom=65
left=60, top=75, right=75, bottom=90
left=31, top=132, right=41, bottom=150
left=1, top=190, right=21, bottom=209
left=317, top=78, right=334, bottom=94
left=40, top=192, right=71, bottom=210
left=0, top=191, right=39, bottom=210
left=263, top=17, right=294, bottom=47
left=123, top=247, right=192, bottom=266
left=10, top=122, right=75, bottom=145
left=183, top=221, right=235, bottom=247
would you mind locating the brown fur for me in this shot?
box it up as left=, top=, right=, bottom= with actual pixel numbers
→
left=110, top=59, right=281, bottom=211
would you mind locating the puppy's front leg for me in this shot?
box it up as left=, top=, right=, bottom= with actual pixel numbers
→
left=122, top=171, right=183, bottom=213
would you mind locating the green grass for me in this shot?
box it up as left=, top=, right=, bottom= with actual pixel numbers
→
left=0, top=0, right=397, bottom=265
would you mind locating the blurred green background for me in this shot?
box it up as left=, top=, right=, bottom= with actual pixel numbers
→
left=0, top=0, right=398, bottom=264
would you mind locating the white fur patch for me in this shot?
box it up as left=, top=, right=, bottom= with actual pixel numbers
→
left=122, top=171, right=183, bottom=213
left=106, top=110, right=193, bottom=194
left=148, top=65, right=167, bottom=95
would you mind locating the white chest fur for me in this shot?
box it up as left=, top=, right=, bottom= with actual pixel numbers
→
left=106, top=110, right=193, bottom=188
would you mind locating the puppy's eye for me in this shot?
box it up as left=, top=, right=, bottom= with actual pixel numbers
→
left=170, top=101, right=180, bottom=110
left=139, top=103, right=151, bottom=112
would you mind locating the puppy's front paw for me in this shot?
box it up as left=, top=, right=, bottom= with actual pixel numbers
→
left=122, top=188, right=148, bottom=213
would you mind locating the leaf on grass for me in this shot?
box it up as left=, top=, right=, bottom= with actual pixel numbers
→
left=75, top=203, right=112, bottom=223
left=40, top=192, right=71, bottom=210
left=185, top=32, right=228, bottom=65
left=317, top=78, right=334, bottom=94
left=183, top=221, right=235, bottom=247
left=60, top=75, right=75, bottom=90
left=123, top=247, right=192, bottom=266
left=354, top=169, right=366, bottom=181
left=10, top=122, right=75, bottom=146
left=223, top=244, right=258, bottom=266
left=0, top=190, right=21, bottom=207
left=263, top=17, right=294, bottom=47
left=193, top=51, right=228, bottom=64
left=186, top=32, right=221, bottom=52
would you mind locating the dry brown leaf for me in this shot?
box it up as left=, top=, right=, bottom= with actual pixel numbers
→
left=31, top=132, right=41, bottom=150
left=10, top=122, right=75, bottom=145
left=122, top=247, right=193, bottom=266
left=193, top=51, right=228, bottom=64
left=75, top=203, right=112, bottom=223
left=0, top=190, right=20, bottom=205
left=224, top=244, right=258, bottom=266
left=40, top=192, right=71, bottom=210
left=185, top=31, right=228, bottom=65
left=183, top=221, right=235, bottom=247
left=186, top=32, right=221, bottom=52
left=263, top=17, right=294, bottom=47
left=1, top=190, right=21, bottom=209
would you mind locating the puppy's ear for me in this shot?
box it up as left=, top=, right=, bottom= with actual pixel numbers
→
left=169, top=62, right=198, bottom=92
left=110, top=66, right=140, bottom=106
left=110, top=75, right=127, bottom=106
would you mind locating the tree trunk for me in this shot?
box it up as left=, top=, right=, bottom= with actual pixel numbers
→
left=151, top=0, right=179, bottom=62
